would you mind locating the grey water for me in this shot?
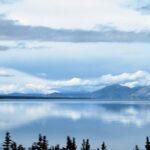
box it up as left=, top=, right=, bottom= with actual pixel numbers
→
left=0, top=100, right=150, bottom=150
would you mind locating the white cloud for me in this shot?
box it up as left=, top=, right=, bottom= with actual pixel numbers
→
left=101, top=71, right=145, bottom=82
left=0, top=68, right=54, bottom=94
left=122, top=81, right=139, bottom=88
left=98, top=70, right=150, bottom=88
left=0, top=0, right=150, bottom=31
left=1, top=68, right=150, bottom=94
left=0, top=84, right=17, bottom=94
left=0, top=69, right=13, bottom=77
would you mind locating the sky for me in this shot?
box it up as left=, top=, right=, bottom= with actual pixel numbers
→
left=0, top=0, right=150, bottom=93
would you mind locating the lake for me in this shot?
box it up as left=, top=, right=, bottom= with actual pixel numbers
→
left=0, top=100, right=150, bottom=150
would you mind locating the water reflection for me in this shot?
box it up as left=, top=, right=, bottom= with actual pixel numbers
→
left=0, top=100, right=150, bottom=130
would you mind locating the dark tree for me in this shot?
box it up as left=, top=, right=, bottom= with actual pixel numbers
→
left=11, top=142, right=17, bottom=150
left=54, top=145, right=60, bottom=150
left=135, top=145, right=140, bottom=150
left=85, top=140, right=90, bottom=150
left=66, top=136, right=72, bottom=150
left=81, top=139, right=86, bottom=150
left=81, top=139, right=90, bottom=150
left=101, top=142, right=106, bottom=150
left=42, top=136, right=48, bottom=150
left=3, top=132, right=12, bottom=150
left=72, top=138, right=77, bottom=150
left=37, top=134, right=43, bottom=150
left=66, top=136, right=76, bottom=150
left=145, top=137, right=150, bottom=150
left=30, top=134, right=48, bottom=150
left=31, top=142, right=38, bottom=150
left=17, top=145, right=25, bottom=150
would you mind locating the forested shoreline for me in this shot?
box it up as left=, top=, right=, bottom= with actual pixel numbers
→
left=2, top=132, right=150, bottom=150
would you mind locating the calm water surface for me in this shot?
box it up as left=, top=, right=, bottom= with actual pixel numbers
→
left=0, top=100, right=150, bottom=150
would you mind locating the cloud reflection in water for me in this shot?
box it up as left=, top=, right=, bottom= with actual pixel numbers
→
left=0, top=101, right=150, bottom=130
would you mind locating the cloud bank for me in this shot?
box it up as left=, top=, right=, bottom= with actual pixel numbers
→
left=1, top=0, right=150, bottom=31
left=0, top=17, right=149, bottom=43
left=0, top=0, right=149, bottom=43
left=1, top=68, right=150, bottom=94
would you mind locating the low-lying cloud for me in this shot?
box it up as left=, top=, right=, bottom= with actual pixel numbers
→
left=1, top=68, right=150, bottom=94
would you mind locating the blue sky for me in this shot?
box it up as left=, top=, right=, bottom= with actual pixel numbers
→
left=0, top=0, right=150, bottom=93
left=1, top=42, right=150, bottom=79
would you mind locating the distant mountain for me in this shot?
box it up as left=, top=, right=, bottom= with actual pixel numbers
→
left=91, top=84, right=137, bottom=99
left=91, top=84, right=150, bottom=100
left=5, top=93, right=44, bottom=97
left=0, top=93, right=49, bottom=99
left=131, top=86, right=150, bottom=99
left=1, top=84, right=150, bottom=100
left=48, top=91, right=90, bottom=99
left=0, top=91, right=90, bottom=99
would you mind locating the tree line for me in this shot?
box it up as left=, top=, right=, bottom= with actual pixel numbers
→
left=2, top=132, right=150, bottom=150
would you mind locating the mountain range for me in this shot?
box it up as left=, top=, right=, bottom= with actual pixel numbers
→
left=1, top=84, right=150, bottom=100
